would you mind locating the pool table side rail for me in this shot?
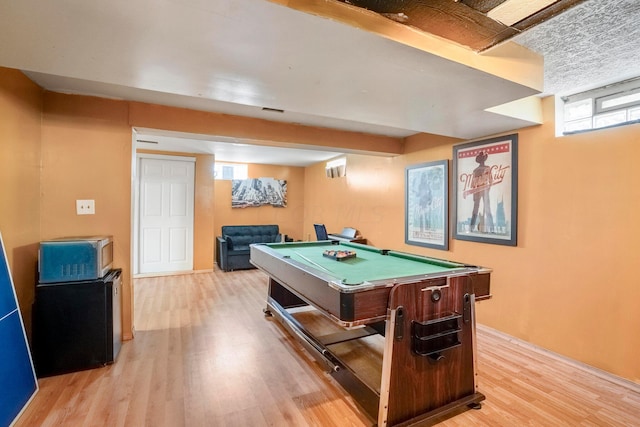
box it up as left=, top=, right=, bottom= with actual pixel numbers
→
left=251, top=244, right=388, bottom=325
left=251, top=243, right=492, bottom=325
left=251, top=242, right=491, bottom=293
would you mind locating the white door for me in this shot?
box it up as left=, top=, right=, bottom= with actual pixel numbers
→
left=138, top=156, right=195, bottom=274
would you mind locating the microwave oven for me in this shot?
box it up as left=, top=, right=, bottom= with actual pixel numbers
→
left=38, top=236, right=113, bottom=283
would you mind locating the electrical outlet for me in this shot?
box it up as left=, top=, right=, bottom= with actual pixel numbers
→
left=76, top=199, right=95, bottom=215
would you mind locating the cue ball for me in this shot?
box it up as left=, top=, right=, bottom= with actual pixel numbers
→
left=431, top=289, right=441, bottom=303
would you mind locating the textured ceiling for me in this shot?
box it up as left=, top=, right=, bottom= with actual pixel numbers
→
left=513, top=0, right=640, bottom=97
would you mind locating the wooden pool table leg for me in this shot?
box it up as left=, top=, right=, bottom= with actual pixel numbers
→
left=378, top=276, right=484, bottom=426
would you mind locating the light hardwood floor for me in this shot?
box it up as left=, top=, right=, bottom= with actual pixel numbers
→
left=16, top=270, right=640, bottom=426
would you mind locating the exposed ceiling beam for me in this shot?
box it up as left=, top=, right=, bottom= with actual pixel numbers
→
left=488, top=0, right=557, bottom=26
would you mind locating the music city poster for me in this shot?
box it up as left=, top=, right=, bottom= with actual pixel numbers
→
left=453, top=134, right=518, bottom=246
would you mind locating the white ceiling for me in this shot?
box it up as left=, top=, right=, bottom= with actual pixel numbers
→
left=133, top=129, right=344, bottom=167
left=1, top=0, right=639, bottom=166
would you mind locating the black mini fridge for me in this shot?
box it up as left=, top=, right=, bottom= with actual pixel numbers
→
left=32, top=269, right=122, bottom=378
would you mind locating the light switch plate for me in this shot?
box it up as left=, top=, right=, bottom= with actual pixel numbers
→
left=76, top=199, right=95, bottom=215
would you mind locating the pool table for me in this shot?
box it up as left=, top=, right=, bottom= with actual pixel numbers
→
left=250, top=241, right=491, bottom=426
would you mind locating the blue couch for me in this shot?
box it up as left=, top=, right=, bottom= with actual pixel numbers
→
left=216, top=224, right=281, bottom=271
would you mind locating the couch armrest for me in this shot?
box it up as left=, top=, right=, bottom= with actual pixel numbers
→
left=216, top=236, right=228, bottom=271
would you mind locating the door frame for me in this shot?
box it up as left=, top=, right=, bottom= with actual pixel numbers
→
left=133, top=153, right=196, bottom=276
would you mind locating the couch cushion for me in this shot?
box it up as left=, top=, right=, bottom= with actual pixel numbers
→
left=231, top=235, right=253, bottom=251
left=224, top=235, right=234, bottom=250
left=228, top=248, right=250, bottom=256
left=222, top=224, right=277, bottom=234
left=221, top=225, right=280, bottom=246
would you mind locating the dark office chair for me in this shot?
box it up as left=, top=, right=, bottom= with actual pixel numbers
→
left=313, top=224, right=329, bottom=240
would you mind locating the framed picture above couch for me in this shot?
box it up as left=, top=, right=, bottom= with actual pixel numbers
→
left=231, top=178, right=287, bottom=208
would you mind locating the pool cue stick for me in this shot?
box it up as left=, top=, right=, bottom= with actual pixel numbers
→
left=293, top=251, right=333, bottom=274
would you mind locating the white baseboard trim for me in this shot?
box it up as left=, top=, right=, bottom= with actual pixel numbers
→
left=478, top=324, right=640, bottom=393
left=133, top=269, right=213, bottom=279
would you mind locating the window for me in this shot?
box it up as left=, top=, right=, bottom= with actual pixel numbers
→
left=561, top=77, right=640, bottom=135
left=213, top=162, right=247, bottom=180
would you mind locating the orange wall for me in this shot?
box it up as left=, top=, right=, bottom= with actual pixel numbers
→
left=194, top=154, right=215, bottom=269
left=40, top=92, right=135, bottom=339
left=303, top=97, right=640, bottom=384
left=137, top=150, right=215, bottom=271
left=303, top=134, right=459, bottom=247
left=214, top=163, right=306, bottom=240
left=0, top=68, right=42, bottom=336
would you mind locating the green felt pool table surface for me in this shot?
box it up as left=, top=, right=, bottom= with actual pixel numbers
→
left=262, top=241, right=468, bottom=285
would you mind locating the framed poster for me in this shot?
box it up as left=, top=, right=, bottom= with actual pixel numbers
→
left=453, top=134, right=518, bottom=246
left=231, top=178, right=287, bottom=208
left=405, top=160, right=448, bottom=250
